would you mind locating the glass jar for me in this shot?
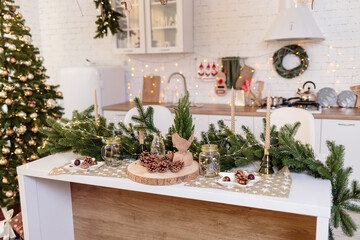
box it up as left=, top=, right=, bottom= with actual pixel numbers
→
left=199, top=144, right=220, bottom=177
left=150, top=132, right=166, bottom=158
left=101, top=137, right=122, bottom=167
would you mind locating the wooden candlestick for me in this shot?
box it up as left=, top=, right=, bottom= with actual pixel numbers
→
left=231, top=87, right=235, bottom=133
left=94, top=89, right=99, bottom=123
left=265, top=91, right=271, bottom=149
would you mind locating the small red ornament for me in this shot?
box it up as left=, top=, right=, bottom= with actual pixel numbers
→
left=245, top=79, right=251, bottom=87
left=241, top=85, right=248, bottom=92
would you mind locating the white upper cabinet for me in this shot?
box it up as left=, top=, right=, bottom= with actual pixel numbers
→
left=113, top=0, right=193, bottom=54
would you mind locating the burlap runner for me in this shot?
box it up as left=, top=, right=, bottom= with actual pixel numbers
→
left=184, top=167, right=292, bottom=198
left=48, top=159, right=133, bottom=178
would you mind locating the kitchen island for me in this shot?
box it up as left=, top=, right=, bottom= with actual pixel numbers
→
left=18, top=152, right=331, bottom=240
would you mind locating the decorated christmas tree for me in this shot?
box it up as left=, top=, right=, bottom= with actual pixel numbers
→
left=0, top=0, right=63, bottom=208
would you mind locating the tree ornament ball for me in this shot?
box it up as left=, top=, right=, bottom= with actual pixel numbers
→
left=10, top=57, right=17, bottom=64
left=0, top=157, right=7, bottom=165
left=16, top=111, right=27, bottom=118
left=30, top=112, right=38, bottom=119
left=16, top=13, right=23, bottom=19
left=30, top=154, right=39, bottom=161
left=38, top=56, right=45, bottom=62
left=5, top=190, right=13, bottom=198
left=5, top=98, right=13, bottom=106
left=2, top=147, right=10, bottom=155
left=24, top=26, right=31, bottom=32
left=10, top=6, right=16, bottom=13
left=3, top=14, right=11, bottom=20
left=4, top=27, right=10, bottom=34
left=4, top=84, right=14, bottom=91
left=24, top=61, right=31, bottom=66
left=8, top=44, right=16, bottom=51
left=45, top=86, right=51, bottom=91
left=15, top=148, right=23, bottom=155
left=19, top=75, right=28, bottom=82
left=28, top=139, right=36, bottom=146
left=5, top=128, right=14, bottom=136
left=27, top=73, right=34, bottom=80
left=22, top=35, right=32, bottom=44
left=1, top=70, right=9, bottom=77
left=24, top=90, right=33, bottom=96
left=57, top=91, right=63, bottom=97
left=32, top=126, right=39, bottom=133
left=2, top=177, right=8, bottom=184
left=46, top=99, right=57, bottom=109
left=0, top=47, right=3, bottom=54
left=17, top=125, right=27, bottom=134
left=0, top=91, right=7, bottom=98
left=27, top=102, right=36, bottom=108
left=15, top=138, right=23, bottom=143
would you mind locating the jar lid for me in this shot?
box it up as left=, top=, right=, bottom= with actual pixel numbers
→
left=105, top=137, right=120, bottom=144
left=201, top=144, right=218, bottom=151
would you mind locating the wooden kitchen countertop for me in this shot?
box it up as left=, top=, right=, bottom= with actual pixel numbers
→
left=103, top=102, right=360, bottom=120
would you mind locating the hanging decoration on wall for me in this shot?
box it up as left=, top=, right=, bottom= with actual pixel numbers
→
left=221, top=57, right=241, bottom=88
left=214, top=72, right=227, bottom=96
left=272, top=44, right=309, bottom=79
left=93, top=0, right=125, bottom=38
left=197, top=59, right=218, bottom=81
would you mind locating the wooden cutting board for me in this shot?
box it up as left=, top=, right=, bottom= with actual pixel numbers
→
left=350, top=85, right=360, bottom=108
left=142, top=76, right=160, bottom=103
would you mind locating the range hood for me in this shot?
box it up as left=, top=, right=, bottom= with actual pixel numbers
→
left=264, top=0, right=324, bottom=42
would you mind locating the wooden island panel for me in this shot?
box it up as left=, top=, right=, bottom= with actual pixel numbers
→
left=103, top=102, right=360, bottom=120
left=71, top=183, right=316, bottom=240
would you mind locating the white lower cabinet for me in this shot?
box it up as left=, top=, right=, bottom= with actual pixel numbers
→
left=320, top=119, right=360, bottom=182
left=208, top=115, right=254, bottom=135
left=192, top=114, right=209, bottom=139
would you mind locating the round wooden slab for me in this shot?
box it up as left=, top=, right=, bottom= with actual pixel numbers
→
left=127, top=160, right=199, bottom=185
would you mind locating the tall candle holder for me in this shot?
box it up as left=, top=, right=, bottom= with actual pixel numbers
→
left=259, top=91, right=274, bottom=176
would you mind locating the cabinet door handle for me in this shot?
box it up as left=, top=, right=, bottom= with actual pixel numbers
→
left=115, top=113, right=126, bottom=117
left=338, top=123, right=355, bottom=127
left=123, top=50, right=134, bottom=53
left=159, top=49, right=170, bottom=52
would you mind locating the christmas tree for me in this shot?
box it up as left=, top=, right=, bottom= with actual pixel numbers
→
left=0, top=0, right=63, bottom=208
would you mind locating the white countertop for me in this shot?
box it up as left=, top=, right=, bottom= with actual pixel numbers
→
left=17, top=152, right=332, bottom=219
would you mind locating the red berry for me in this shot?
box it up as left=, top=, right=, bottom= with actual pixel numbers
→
left=74, top=159, right=81, bottom=166
left=248, top=174, right=255, bottom=180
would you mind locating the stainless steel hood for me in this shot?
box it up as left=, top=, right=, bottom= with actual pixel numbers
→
left=264, top=0, right=324, bottom=42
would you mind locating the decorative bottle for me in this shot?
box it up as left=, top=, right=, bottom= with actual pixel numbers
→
left=150, top=132, right=166, bottom=158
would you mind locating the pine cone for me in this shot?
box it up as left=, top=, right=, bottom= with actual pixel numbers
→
left=235, top=169, right=247, bottom=180
left=147, top=162, right=158, bottom=173
left=170, top=160, right=184, bottom=173
left=165, top=151, right=174, bottom=161
left=139, top=151, right=156, bottom=167
left=157, top=160, right=171, bottom=173
left=80, top=161, right=91, bottom=169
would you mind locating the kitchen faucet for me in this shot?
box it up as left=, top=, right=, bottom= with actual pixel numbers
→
left=167, top=72, right=189, bottom=97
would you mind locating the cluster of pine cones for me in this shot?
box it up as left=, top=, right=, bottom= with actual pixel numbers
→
left=139, top=151, right=184, bottom=173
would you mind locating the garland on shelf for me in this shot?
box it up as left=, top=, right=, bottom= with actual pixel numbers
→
left=93, top=0, right=125, bottom=39
left=40, top=99, right=360, bottom=238
left=273, top=44, right=309, bottom=79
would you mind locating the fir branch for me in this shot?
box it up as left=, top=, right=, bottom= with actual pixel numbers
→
left=170, top=94, right=194, bottom=140
left=131, top=97, right=160, bottom=134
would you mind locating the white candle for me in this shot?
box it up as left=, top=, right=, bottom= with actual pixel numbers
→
left=94, top=89, right=99, bottom=123
left=265, top=91, right=271, bottom=149
left=231, top=87, right=235, bottom=133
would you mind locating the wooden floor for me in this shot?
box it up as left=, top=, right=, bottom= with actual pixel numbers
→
left=71, top=183, right=316, bottom=240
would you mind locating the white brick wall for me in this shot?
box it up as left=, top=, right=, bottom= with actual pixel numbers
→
left=16, top=0, right=360, bottom=104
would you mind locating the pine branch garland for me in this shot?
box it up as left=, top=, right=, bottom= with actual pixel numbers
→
left=131, top=97, right=160, bottom=134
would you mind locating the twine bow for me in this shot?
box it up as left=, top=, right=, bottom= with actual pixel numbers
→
left=0, top=208, right=16, bottom=240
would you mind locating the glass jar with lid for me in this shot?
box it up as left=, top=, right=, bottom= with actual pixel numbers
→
left=199, top=144, right=220, bottom=177
left=101, top=137, right=122, bottom=167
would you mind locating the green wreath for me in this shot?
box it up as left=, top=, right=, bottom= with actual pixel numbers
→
left=273, top=45, right=309, bottom=79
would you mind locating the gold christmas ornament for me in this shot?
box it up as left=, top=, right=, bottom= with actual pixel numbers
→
left=1, top=69, right=9, bottom=77
left=24, top=90, right=32, bottom=96
left=21, top=35, right=32, bottom=44
left=24, top=61, right=31, bottom=66
left=10, top=57, right=17, bottom=64
left=5, top=190, right=13, bottom=198
left=5, top=128, right=14, bottom=136
left=16, top=13, right=23, bottom=19
left=27, top=102, right=36, bottom=108
left=10, top=6, right=16, bottom=13
left=27, top=73, right=34, bottom=80
left=5, top=98, right=13, bottom=106
left=4, top=84, right=15, bottom=91
left=28, top=139, right=36, bottom=146
left=30, top=112, right=38, bottom=119
left=0, top=91, right=7, bottom=98
left=32, top=126, right=39, bottom=133
left=24, top=26, right=31, bottom=31
left=46, top=99, right=56, bottom=109
left=2, top=146, right=10, bottom=154
left=57, top=91, right=63, bottom=97
left=8, top=44, right=16, bottom=51
left=0, top=157, right=7, bottom=165
left=19, top=75, right=28, bottom=82
left=15, top=148, right=23, bottom=155
left=38, top=56, right=44, bottom=62
left=2, top=177, right=8, bottom=184
left=0, top=47, right=4, bottom=54
left=16, top=124, right=27, bottom=134
left=45, top=86, right=51, bottom=91
left=52, top=113, right=59, bottom=118
left=3, top=14, right=11, bottom=20
left=16, top=111, right=26, bottom=118
left=15, top=138, right=22, bottom=143
left=4, top=27, right=10, bottom=34
left=30, top=154, right=39, bottom=161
